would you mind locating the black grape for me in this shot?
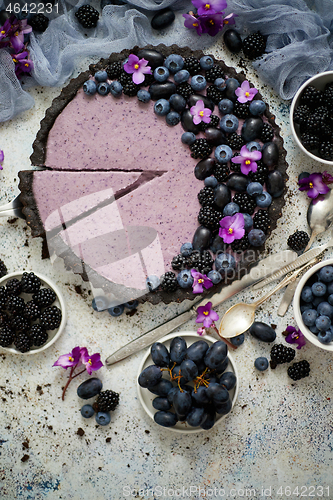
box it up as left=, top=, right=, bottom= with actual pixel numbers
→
left=148, top=379, right=173, bottom=397
left=138, top=365, right=162, bottom=388
left=186, top=340, right=209, bottom=363
left=186, top=407, right=207, bottom=427
left=154, top=411, right=178, bottom=427
left=215, top=396, right=232, bottom=415
left=152, top=397, right=171, bottom=411
left=219, top=371, right=236, bottom=390
left=151, top=342, right=170, bottom=367
left=179, top=359, right=198, bottom=382
left=170, top=336, right=187, bottom=364
left=204, top=341, right=228, bottom=369
left=173, top=389, right=192, bottom=417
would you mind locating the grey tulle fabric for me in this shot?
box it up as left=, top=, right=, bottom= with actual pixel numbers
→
left=2, top=0, right=333, bottom=122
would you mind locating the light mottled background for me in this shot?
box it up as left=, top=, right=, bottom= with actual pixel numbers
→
left=0, top=35, right=332, bottom=500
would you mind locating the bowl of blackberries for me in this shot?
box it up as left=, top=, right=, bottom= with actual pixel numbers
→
left=294, top=258, right=333, bottom=351
left=290, top=71, right=333, bottom=164
left=0, top=272, right=67, bottom=354
left=137, top=332, right=238, bottom=432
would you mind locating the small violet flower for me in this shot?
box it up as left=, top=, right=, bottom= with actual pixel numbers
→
left=219, top=212, right=245, bottom=244
left=200, top=13, right=224, bottom=36
left=298, top=172, right=332, bottom=200
left=183, top=13, right=203, bottom=35
left=10, top=18, right=32, bottom=52
left=235, top=80, right=258, bottom=103
left=196, top=301, right=219, bottom=328
left=191, top=269, right=213, bottom=294
left=190, top=99, right=212, bottom=125
left=12, top=51, right=34, bottom=77
left=0, top=150, right=4, bottom=170
left=231, top=144, right=262, bottom=175
left=124, top=54, right=152, bottom=85
left=197, top=327, right=207, bottom=336
left=222, top=12, right=237, bottom=26
left=284, top=326, right=306, bottom=349
left=191, top=0, right=227, bottom=16
left=80, top=347, right=104, bottom=375
left=53, top=345, right=82, bottom=369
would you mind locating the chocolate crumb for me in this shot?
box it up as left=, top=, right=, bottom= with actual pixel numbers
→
left=48, top=425, right=53, bottom=430
left=21, top=455, right=29, bottom=462
left=144, top=430, right=150, bottom=434
left=106, top=438, right=111, bottom=443
left=7, top=218, right=18, bottom=224
left=77, top=428, right=85, bottom=437
left=22, top=441, right=29, bottom=449
left=75, top=285, right=83, bottom=295
left=270, top=324, right=277, bottom=329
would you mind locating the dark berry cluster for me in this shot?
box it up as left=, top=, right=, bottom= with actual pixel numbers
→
left=75, top=5, right=99, bottom=29
left=270, top=344, right=296, bottom=369
left=77, top=378, right=119, bottom=426
left=287, top=230, right=310, bottom=252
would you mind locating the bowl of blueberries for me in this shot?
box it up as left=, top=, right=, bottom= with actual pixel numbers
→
left=290, top=71, right=333, bottom=164
left=294, top=258, right=333, bottom=350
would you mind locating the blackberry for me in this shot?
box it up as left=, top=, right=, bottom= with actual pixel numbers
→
left=198, top=206, right=222, bottom=230
left=0, top=324, right=15, bottom=347
left=293, top=104, right=310, bottom=126
left=75, top=5, right=99, bottom=29
left=198, top=186, right=215, bottom=206
left=0, top=260, right=7, bottom=278
left=201, top=114, right=220, bottom=131
left=0, top=286, right=8, bottom=310
left=260, top=123, right=274, bottom=142
left=122, top=80, right=140, bottom=97
left=233, top=193, right=257, bottom=215
left=270, top=344, right=295, bottom=368
left=287, top=230, right=310, bottom=251
left=28, top=324, right=48, bottom=347
left=175, top=82, right=194, bottom=99
left=171, top=254, right=190, bottom=271
left=323, top=83, right=333, bottom=111
left=183, top=56, right=201, bottom=75
left=106, top=61, right=122, bottom=80
left=248, top=162, right=268, bottom=184
left=29, top=13, right=49, bottom=32
left=190, top=139, right=212, bottom=159
left=191, top=250, right=214, bottom=274
left=10, top=315, right=30, bottom=333
left=320, top=123, right=333, bottom=139
left=242, top=31, right=266, bottom=59
left=6, top=295, right=25, bottom=316
left=313, top=105, right=330, bottom=121
left=206, top=85, right=224, bottom=105
left=94, top=390, right=120, bottom=412
left=40, top=306, right=62, bottom=330
left=21, top=272, right=41, bottom=294
left=32, top=288, right=56, bottom=308
left=233, top=101, right=250, bottom=119
left=214, top=164, right=230, bottom=182
left=300, top=132, right=319, bottom=151
left=287, top=360, right=310, bottom=381
left=318, top=141, right=333, bottom=161
left=231, top=234, right=249, bottom=251
left=228, top=133, right=245, bottom=150
left=0, top=312, right=9, bottom=327
left=304, top=114, right=326, bottom=134
left=23, top=301, right=41, bottom=321
left=230, top=154, right=241, bottom=173
left=143, top=73, right=154, bottom=87
left=6, top=278, right=22, bottom=296
left=161, top=272, right=178, bottom=292
left=205, top=65, right=224, bottom=83
left=253, top=210, right=270, bottom=233
left=300, top=85, right=323, bottom=108
left=118, top=71, right=132, bottom=86
left=14, top=333, right=32, bottom=353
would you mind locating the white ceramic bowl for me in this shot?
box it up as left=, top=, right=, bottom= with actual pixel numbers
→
left=290, top=71, right=333, bottom=165
left=294, top=257, right=333, bottom=351
left=137, top=331, right=239, bottom=433
left=0, top=272, right=67, bottom=355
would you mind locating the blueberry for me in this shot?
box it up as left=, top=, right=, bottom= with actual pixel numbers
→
left=225, top=77, right=240, bottom=101
left=230, top=333, right=245, bottom=346
left=154, top=99, right=170, bottom=116
left=312, top=296, right=326, bottom=307
left=328, top=294, right=333, bottom=306
left=166, top=111, right=181, bottom=126
left=214, top=78, right=226, bottom=91
left=191, top=74, right=206, bottom=92
left=137, top=89, right=151, bottom=103
left=309, top=324, right=320, bottom=334
left=312, top=281, right=327, bottom=297
left=174, top=69, right=190, bottom=84
left=146, top=275, right=160, bottom=291
left=249, top=100, right=266, bottom=116
left=92, top=296, right=109, bottom=312
left=110, top=81, right=122, bottom=97
left=302, top=309, right=318, bottom=327
left=180, top=242, right=193, bottom=256
left=301, top=304, right=312, bottom=313
left=318, top=328, right=333, bottom=344
left=247, top=182, right=263, bottom=197
left=246, top=141, right=262, bottom=152
left=243, top=213, right=253, bottom=231
left=223, top=202, right=239, bottom=217
left=97, top=82, right=110, bottom=96
left=95, top=411, right=111, bottom=426
left=204, top=176, right=218, bottom=188
left=164, top=54, right=184, bottom=74
left=248, top=229, right=266, bottom=246
left=318, top=266, right=333, bottom=283
left=328, top=282, right=333, bottom=294
left=83, top=80, right=97, bottom=96
left=215, top=144, right=233, bottom=163
left=181, top=131, right=196, bottom=145
left=256, top=191, right=272, bottom=208
left=298, top=171, right=310, bottom=182
left=301, top=286, right=313, bottom=302
left=177, top=269, right=194, bottom=288
left=254, top=357, right=269, bottom=371
left=207, top=270, right=222, bottom=284
left=169, top=94, right=186, bottom=112
left=94, top=70, right=108, bottom=83
left=77, top=378, right=103, bottom=399
left=81, top=405, right=95, bottom=418
left=124, top=300, right=139, bottom=309
left=108, top=304, right=125, bottom=317
left=317, top=301, right=333, bottom=318
left=154, top=66, right=169, bottom=82
left=218, top=99, right=234, bottom=115
left=316, top=315, right=331, bottom=331
left=199, top=55, right=214, bottom=70
left=215, top=252, right=236, bottom=274
left=220, top=114, right=239, bottom=134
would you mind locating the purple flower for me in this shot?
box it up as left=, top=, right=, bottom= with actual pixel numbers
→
left=0, top=17, right=13, bottom=41
left=222, top=12, right=237, bottom=26
left=219, top=212, right=245, bottom=244
left=191, top=0, right=227, bottom=16
left=53, top=346, right=82, bottom=369
left=191, top=269, right=213, bottom=294
left=196, top=301, right=219, bottom=328
left=298, top=172, right=330, bottom=200
left=0, top=150, right=3, bottom=170
left=9, top=19, right=32, bottom=52
left=80, top=347, right=104, bottom=375
left=12, top=51, right=33, bottom=77
left=235, top=80, right=258, bottom=103
left=285, top=326, right=306, bottom=349
left=231, top=144, right=262, bottom=175
left=322, top=171, right=333, bottom=185
left=190, top=99, right=212, bottom=125
left=200, top=13, right=224, bottom=36
left=197, top=327, right=207, bottom=336
left=123, top=54, right=152, bottom=85
left=183, top=13, right=203, bottom=35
